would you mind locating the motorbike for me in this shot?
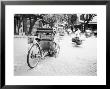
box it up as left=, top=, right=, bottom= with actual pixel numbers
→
left=72, top=37, right=82, bottom=46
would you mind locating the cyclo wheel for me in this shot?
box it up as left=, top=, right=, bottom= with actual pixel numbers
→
left=27, top=43, right=42, bottom=68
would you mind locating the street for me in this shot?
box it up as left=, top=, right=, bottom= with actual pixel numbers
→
left=14, top=34, right=97, bottom=76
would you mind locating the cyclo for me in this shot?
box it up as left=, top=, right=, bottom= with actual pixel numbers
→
left=27, top=28, right=60, bottom=68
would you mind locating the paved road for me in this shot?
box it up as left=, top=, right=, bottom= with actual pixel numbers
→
left=14, top=34, right=97, bottom=76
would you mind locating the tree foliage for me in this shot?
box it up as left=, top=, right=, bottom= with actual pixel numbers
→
left=80, top=14, right=96, bottom=24
left=14, top=14, right=79, bottom=35
left=80, top=14, right=97, bottom=31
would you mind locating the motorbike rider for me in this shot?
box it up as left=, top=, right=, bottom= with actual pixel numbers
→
left=74, top=28, right=81, bottom=40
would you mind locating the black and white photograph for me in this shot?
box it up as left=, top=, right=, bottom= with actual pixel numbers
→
left=14, top=14, right=97, bottom=76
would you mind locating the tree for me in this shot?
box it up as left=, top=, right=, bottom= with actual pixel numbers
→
left=26, top=14, right=43, bottom=35
left=80, top=14, right=97, bottom=32
left=43, top=14, right=57, bottom=28
left=14, top=14, right=45, bottom=35
left=71, top=14, right=77, bottom=25
left=64, top=14, right=78, bottom=32
left=14, top=14, right=24, bottom=35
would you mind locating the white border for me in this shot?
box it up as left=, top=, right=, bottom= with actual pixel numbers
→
left=5, top=5, right=106, bottom=85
